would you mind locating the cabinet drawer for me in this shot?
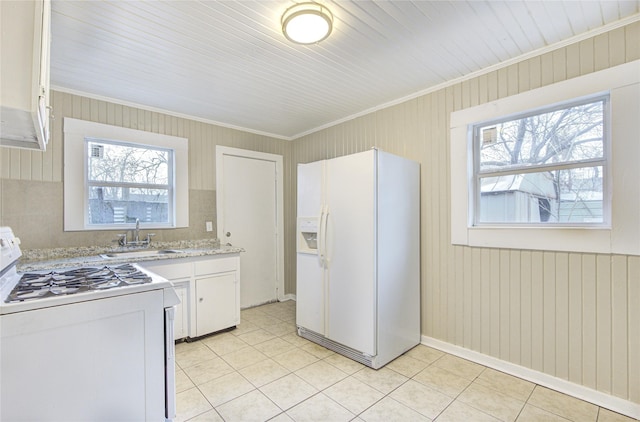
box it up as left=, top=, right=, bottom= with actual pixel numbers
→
left=194, top=257, right=237, bottom=276
left=141, top=261, right=191, bottom=280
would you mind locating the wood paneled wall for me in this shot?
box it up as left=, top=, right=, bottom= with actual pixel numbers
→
left=0, top=92, right=290, bottom=187
left=291, top=22, right=639, bottom=404
left=0, top=91, right=293, bottom=262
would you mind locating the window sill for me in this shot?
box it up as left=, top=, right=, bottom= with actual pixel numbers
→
left=86, top=223, right=176, bottom=231
left=462, top=226, right=615, bottom=254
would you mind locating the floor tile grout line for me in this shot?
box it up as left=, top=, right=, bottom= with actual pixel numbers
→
left=526, top=384, right=603, bottom=422
left=177, top=317, right=284, bottom=420
left=513, top=382, right=540, bottom=422
left=227, top=377, right=285, bottom=419
left=287, top=390, right=353, bottom=419
left=427, top=364, right=500, bottom=422
left=353, top=375, right=417, bottom=420
left=179, top=302, right=630, bottom=422
left=418, top=363, right=476, bottom=421
left=183, top=320, right=295, bottom=420
left=185, top=318, right=320, bottom=419
left=519, top=400, right=575, bottom=422
left=282, top=325, right=445, bottom=420
left=183, top=383, right=222, bottom=422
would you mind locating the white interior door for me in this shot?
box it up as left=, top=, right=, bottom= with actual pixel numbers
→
left=216, top=147, right=284, bottom=308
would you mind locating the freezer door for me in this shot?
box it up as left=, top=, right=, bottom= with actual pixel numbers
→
left=296, top=161, right=325, bottom=334
left=297, top=161, right=324, bottom=218
left=325, top=150, right=376, bottom=356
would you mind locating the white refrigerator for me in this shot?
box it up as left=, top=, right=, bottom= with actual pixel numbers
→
left=296, top=149, right=420, bottom=369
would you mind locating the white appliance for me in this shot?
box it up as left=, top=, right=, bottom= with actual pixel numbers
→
left=0, top=227, right=180, bottom=421
left=296, top=149, right=420, bottom=369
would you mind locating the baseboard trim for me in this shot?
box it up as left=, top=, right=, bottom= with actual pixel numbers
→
left=421, top=336, right=639, bottom=420
left=281, top=294, right=296, bottom=302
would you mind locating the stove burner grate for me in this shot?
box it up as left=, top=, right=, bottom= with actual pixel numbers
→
left=5, top=264, right=152, bottom=303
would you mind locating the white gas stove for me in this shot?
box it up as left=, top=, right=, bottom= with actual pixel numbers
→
left=0, top=226, right=175, bottom=315
left=0, top=227, right=180, bottom=421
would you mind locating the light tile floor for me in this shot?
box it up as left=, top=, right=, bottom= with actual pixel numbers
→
left=175, top=301, right=637, bottom=422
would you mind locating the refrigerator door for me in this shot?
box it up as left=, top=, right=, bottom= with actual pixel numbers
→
left=325, top=150, right=376, bottom=356
left=296, top=161, right=326, bottom=335
left=375, top=151, right=421, bottom=364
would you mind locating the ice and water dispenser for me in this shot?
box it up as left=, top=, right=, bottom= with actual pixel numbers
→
left=297, top=217, right=319, bottom=254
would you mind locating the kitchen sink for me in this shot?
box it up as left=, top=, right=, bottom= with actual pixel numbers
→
left=99, top=249, right=184, bottom=259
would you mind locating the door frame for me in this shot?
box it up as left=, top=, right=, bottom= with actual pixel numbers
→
left=215, top=146, right=285, bottom=302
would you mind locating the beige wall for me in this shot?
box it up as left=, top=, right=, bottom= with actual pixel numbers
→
left=0, top=90, right=292, bottom=253
left=291, top=22, right=639, bottom=405
left=1, top=20, right=638, bottom=407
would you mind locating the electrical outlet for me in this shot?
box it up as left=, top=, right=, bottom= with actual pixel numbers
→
left=205, top=221, right=213, bottom=232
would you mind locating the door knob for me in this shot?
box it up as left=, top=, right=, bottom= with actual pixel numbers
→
left=226, top=232, right=231, bottom=237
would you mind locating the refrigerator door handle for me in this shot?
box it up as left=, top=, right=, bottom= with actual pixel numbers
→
left=321, top=207, right=330, bottom=268
left=318, top=207, right=326, bottom=267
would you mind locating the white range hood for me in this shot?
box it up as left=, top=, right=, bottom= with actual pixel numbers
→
left=0, top=0, right=51, bottom=151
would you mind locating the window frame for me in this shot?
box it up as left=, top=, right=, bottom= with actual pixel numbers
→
left=84, top=137, right=176, bottom=229
left=450, top=60, right=640, bottom=255
left=471, top=94, right=611, bottom=228
left=64, top=118, right=189, bottom=231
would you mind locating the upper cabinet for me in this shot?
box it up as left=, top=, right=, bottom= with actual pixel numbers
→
left=0, top=0, right=51, bottom=151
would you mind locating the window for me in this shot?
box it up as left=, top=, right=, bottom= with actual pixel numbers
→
left=64, top=118, right=189, bottom=231
left=87, top=139, right=173, bottom=226
left=450, top=61, right=640, bottom=255
left=473, top=96, right=608, bottom=226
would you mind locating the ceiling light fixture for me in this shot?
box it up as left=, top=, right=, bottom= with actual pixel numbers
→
left=281, top=2, right=333, bottom=45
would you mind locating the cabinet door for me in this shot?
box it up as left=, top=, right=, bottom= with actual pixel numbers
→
left=37, top=0, right=51, bottom=146
left=195, top=273, right=238, bottom=337
left=0, top=0, right=51, bottom=150
left=173, top=282, right=189, bottom=340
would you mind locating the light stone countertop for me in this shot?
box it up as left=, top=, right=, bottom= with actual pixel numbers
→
left=17, top=239, right=244, bottom=272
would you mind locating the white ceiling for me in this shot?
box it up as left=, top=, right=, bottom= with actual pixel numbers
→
left=50, top=1, right=639, bottom=140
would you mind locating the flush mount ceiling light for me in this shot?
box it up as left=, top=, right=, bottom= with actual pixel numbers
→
left=281, top=2, right=333, bottom=45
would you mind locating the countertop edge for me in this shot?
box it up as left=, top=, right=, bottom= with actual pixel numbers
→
left=17, top=246, right=244, bottom=272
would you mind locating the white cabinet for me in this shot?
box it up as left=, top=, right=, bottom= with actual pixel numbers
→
left=141, top=254, right=240, bottom=339
left=193, top=256, right=240, bottom=336
left=0, top=0, right=51, bottom=150
left=195, top=273, right=237, bottom=337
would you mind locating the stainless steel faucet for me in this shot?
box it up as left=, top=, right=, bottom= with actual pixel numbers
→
left=116, top=218, right=154, bottom=247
